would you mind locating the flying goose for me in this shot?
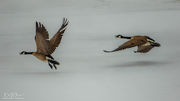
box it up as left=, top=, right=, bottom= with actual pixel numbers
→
left=104, top=35, right=160, bottom=53
left=20, top=18, right=68, bottom=70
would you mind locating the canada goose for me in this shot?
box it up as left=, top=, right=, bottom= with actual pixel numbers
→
left=20, top=18, right=68, bottom=70
left=104, top=35, right=160, bottom=53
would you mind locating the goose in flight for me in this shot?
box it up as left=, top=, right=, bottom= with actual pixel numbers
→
left=104, top=35, right=160, bottom=53
left=20, top=18, right=68, bottom=70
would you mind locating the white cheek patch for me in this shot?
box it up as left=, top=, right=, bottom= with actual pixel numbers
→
left=116, top=36, right=121, bottom=38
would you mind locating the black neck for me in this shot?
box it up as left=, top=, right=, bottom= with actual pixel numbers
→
left=121, top=36, right=131, bottom=39
left=25, top=52, right=33, bottom=54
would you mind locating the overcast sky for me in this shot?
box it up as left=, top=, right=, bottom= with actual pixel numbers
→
left=1, top=0, right=180, bottom=15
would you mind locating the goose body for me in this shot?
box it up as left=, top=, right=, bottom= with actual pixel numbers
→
left=32, top=53, right=47, bottom=61
left=20, top=18, right=68, bottom=70
left=104, top=35, right=160, bottom=53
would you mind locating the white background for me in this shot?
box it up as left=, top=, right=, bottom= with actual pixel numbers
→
left=0, top=0, right=180, bottom=101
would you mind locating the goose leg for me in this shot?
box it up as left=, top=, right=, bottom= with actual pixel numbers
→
left=53, top=64, right=57, bottom=70
left=48, top=62, right=53, bottom=69
left=48, top=59, right=60, bottom=70
left=46, top=55, right=54, bottom=60
left=48, top=59, right=60, bottom=65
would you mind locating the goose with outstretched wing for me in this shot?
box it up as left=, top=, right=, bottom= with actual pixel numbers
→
left=104, top=35, right=160, bottom=53
left=20, top=18, right=68, bottom=70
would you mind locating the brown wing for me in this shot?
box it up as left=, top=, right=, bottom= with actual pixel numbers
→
left=104, top=38, right=146, bottom=53
left=137, top=42, right=154, bottom=53
left=48, top=18, right=68, bottom=54
left=35, top=22, right=50, bottom=55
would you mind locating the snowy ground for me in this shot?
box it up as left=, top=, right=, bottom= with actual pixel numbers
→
left=0, top=0, right=180, bottom=101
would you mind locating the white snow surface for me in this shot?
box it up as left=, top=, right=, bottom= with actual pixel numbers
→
left=0, top=0, right=180, bottom=101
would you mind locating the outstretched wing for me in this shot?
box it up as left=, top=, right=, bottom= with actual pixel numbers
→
left=35, top=22, right=50, bottom=55
left=48, top=18, right=68, bottom=54
left=136, top=42, right=154, bottom=53
left=104, top=39, right=146, bottom=53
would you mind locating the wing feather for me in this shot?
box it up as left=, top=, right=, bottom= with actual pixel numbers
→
left=35, top=22, right=50, bottom=54
left=48, top=18, right=68, bottom=54
left=104, top=39, right=146, bottom=53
